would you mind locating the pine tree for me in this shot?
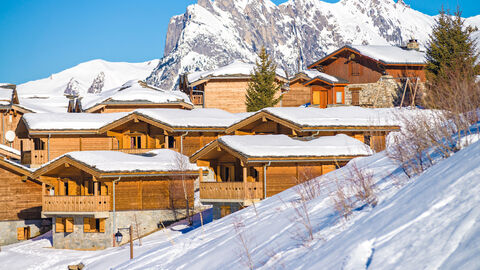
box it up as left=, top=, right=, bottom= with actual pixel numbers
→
left=425, top=7, right=479, bottom=83
left=245, top=47, right=282, bottom=112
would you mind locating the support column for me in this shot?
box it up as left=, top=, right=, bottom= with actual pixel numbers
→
left=243, top=166, right=247, bottom=200
left=94, top=181, right=99, bottom=196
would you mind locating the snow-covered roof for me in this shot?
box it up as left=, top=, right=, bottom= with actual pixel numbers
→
left=347, top=45, right=426, bottom=65
left=216, top=134, right=373, bottom=158
left=0, top=143, right=21, bottom=157
left=297, top=70, right=348, bottom=84
left=261, top=107, right=399, bottom=128
left=0, top=88, right=14, bottom=106
left=135, top=108, right=248, bottom=129
left=82, top=80, right=192, bottom=111
left=44, top=150, right=198, bottom=174
left=187, top=60, right=287, bottom=84
left=23, top=112, right=128, bottom=131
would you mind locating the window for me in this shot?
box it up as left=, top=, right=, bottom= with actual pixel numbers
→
left=33, top=138, right=45, bottom=150
left=17, top=227, right=30, bottom=240
left=55, top=217, right=74, bottom=233
left=168, top=136, right=176, bottom=149
left=84, top=218, right=105, bottom=233
left=336, top=91, right=343, bottom=104
left=130, top=136, right=142, bottom=149
left=220, top=165, right=235, bottom=182
left=350, top=61, right=361, bottom=76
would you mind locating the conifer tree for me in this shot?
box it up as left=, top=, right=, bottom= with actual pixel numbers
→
left=245, top=47, right=282, bottom=112
left=426, top=7, right=479, bottom=83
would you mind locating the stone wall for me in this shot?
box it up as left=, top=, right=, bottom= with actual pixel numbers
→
left=344, top=75, right=401, bottom=108
left=0, top=219, right=50, bottom=246
left=51, top=209, right=184, bottom=250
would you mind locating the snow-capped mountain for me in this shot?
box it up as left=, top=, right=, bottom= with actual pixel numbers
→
left=147, top=0, right=480, bottom=90
left=17, top=59, right=159, bottom=98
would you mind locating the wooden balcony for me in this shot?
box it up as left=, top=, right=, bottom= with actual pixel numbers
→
left=200, top=181, right=263, bottom=202
left=21, top=150, right=48, bottom=166
left=43, top=195, right=111, bottom=214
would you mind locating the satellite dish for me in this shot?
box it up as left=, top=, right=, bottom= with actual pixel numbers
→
left=5, top=130, right=15, bottom=143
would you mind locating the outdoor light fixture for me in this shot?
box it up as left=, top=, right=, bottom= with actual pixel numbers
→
left=115, top=230, right=123, bottom=244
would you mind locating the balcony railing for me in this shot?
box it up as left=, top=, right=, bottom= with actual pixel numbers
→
left=43, top=195, right=111, bottom=213
left=114, top=148, right=157, bottom=154
left=200, top=181, right=263, bottom=201
left=21, top=150, right=48, bottom=166
left=192, top=94, right=203, bottom=106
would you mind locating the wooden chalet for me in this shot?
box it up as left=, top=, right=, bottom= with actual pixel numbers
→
left=225, top=107, right=400, bottom=152
left=16, top=108, right=245, bottom=167
left=32, top=150, right=201, bottom=249
left=179, top=60, right=288, bottom=113
left=78, top=80, right=193, bottom=113
left=0, top=84, right=33, bottom=150
left=305, top=41, right=426, bottom=107
left=0, top=158, right=46, bottom=245
left=191, top=134, right=372, bottom=218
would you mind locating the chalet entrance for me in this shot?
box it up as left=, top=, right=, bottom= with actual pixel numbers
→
left=312, top=90, right=328, bottom=108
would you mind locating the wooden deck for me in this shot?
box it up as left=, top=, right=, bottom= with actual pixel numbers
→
left=43, top=195, right=111, bottom=213
left=199, top=181, right=263, bottom=201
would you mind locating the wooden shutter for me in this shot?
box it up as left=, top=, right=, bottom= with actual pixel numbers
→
left=99, top=219, right=105, bottom=233
left=56, top=218, right=65, bottom=233
left=65, top=217, right=74, bottom=233
left=17, top=227, right=25, bottom=240
left=84, top=218, right=91, bottom=232
left=90, top=218, right=97, bottom=232
left=351, top=89, right=360, bottom=106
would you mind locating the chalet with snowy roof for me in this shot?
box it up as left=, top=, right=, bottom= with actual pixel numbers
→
left=74, top=80, right=193, bottom=113
left=191, top=134, right=373, bottom=219
left=0, top=84, right=33, bottom=150
left=32, top=150, right=201, bottom=249
left=16, top=108, right=247, bottom=167
left=0, top=158, right=47, bottom=246
left=306, top=40, right=427, bottom=108
left=179, top=60, right=288, bottom=113
left=225, top=107, right=400, bottom=152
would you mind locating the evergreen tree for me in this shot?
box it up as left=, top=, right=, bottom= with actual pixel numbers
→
left=245, top=47, right=282, bottom=112
left=426, top=7, right=479, bottom=83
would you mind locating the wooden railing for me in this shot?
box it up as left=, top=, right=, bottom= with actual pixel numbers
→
left=200, top=182, right=263, bottom=201
left=115, top=148, right=157, bottom=154
left=43, top=195, right=111, bottom=213
left=22, top=150, right=49, bottom=166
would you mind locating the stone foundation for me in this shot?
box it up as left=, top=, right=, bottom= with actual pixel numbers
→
left=0, top=219, right=50, bottom=246
left=51, top=209, right=187, bottom=250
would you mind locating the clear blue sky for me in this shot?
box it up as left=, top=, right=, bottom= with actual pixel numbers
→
left=0, top=0, right=478, bottom=85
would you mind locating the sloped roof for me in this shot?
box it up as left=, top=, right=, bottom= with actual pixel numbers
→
left=187, top=60, right=288, bottom=85
left=191, top=134, right=373, bottom=162
left=82, top=80, right=192, bottom=111
left=22, top=112, right=128, bottom=131
left=33, top=149, right=199, bottom=178
left=292, top=70, right=348, bottom=85
left=308, top=45, right=426, bottom=68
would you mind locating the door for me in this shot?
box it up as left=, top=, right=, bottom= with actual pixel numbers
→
left=312, top=91, right=321, bottom=105
left=319, top=90, right=328, bottom=108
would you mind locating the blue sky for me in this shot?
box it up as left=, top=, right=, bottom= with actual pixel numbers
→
left=0, top=0, right=478, bottom=84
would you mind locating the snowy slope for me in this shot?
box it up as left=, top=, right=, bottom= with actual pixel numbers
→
left=147, top=0, right=480, bottom=89
left=113, top=139, right=480, bottom=269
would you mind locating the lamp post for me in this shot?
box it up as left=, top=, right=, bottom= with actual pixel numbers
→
left=115, top=225, right=134, bottom=260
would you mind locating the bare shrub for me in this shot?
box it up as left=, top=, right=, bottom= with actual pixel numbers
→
left=291, top=189, right=314, bottom=242
left=233, top=217, right=254, bottom=270
left=330, top=180, right=353, bottom=222
left=293, top=167, right=324, bottom=201
left=346, top=163, right=377, bottom=207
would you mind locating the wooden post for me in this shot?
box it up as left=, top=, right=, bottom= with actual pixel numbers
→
left=243, top=166, right=247, bottom=200
left=199, top=168, right=203, bottom=182
left=42, top=182, right=46, bottom=206
left=129, top=225, right=133, bottom=259
left=94, top=181, right=98, bottom=196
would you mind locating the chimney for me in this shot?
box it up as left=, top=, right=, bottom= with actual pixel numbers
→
left=406, top=38, right=419, bottom=51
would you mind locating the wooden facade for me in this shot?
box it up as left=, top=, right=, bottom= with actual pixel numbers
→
left=282, top=75, right=313, bottom=107
left=0, top=159, right=42, bottom=222
left=191, top=139, right=361, bottom=212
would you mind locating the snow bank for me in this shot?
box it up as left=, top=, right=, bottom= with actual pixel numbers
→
left=217, top=134, right=373, bottom=157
